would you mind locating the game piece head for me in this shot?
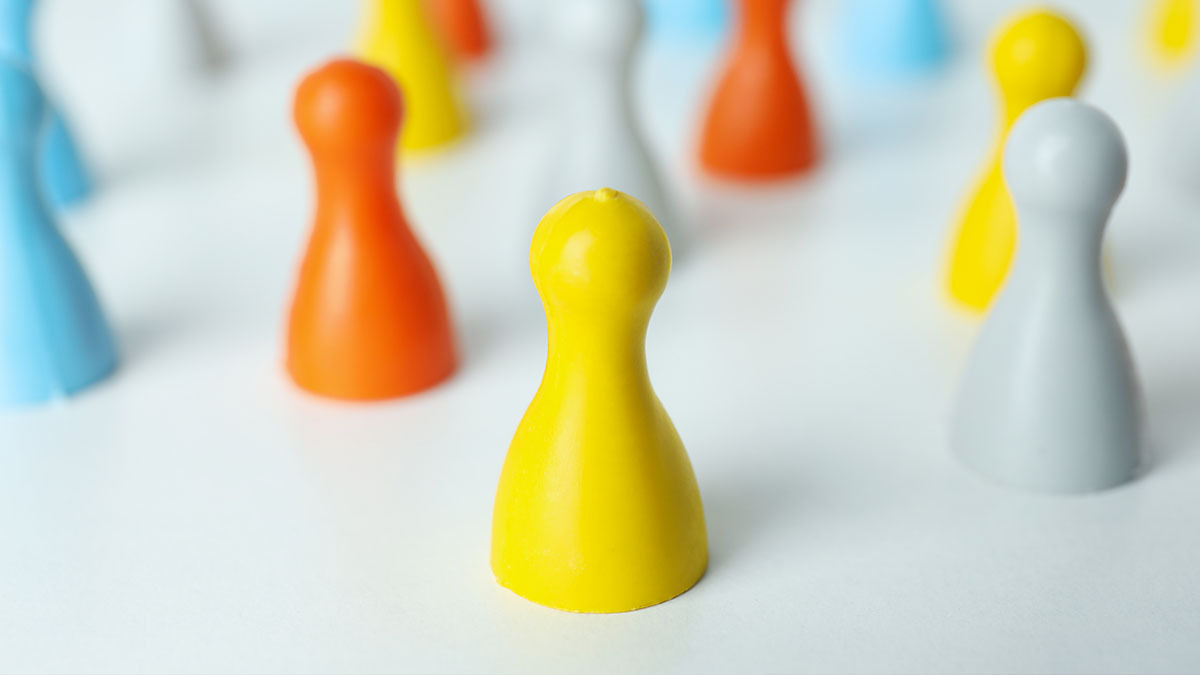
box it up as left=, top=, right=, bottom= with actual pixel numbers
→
left=293, top=58, right=402, bottom=157
left=1004, top=98, right=1127, bottom=220
left=547, top=0, right=643, bottom=58
left=991, top=9, right=1086, bottom=105
left=531, top=188, right=670, bottom=319
left=0, top=0, right=35, bottom=62
left=0, top=58, right=44, bottom=151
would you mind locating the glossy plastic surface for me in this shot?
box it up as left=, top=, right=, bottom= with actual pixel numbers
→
left=953, top=99, right=1142, bottom=494
left=491, top=189, right=707, bottom=613
left=1147, top=0, right=1198, bottom=67
left=644, top=0, right=729, bottom=42
left=0, top=62, right=116, bottom=407
left=287, top=59, right=457, bottom=400
left=356, top=0, right=467, bottom=152
left=945, top=9, right=1086, bottom=312
left=698, top=0, right=818, bottom=180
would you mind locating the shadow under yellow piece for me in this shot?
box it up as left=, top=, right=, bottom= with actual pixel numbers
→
left=946, top=9, right=1087, bottom=313
left=491, top=189, right=708, bottom=614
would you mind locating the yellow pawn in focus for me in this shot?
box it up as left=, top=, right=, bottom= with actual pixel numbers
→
left=946, top=10, right=1086, bottom=313
left=1148, top=0, right=1199, bottom=67
left=357, top=0, right=467, bottom=152
left=491, top=189, right=708, bottom=614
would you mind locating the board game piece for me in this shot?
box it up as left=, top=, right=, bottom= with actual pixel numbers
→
left=838, top=0, right=950, bottom=80
left=427, top=0, right=492, bottom=63
left=491, top=188, right=707, bottom=613
left=1147, top=0, right=1198, bottom=67
left=546, top=0, right=681, bottom=251
left=357, top=0, right=467, bottom=153
left=952, top=99, right=1142, bottom=494
left=644, top=0, right=729, bottom=42
left=698, top=0, right=818, bottom=180
left=945, top=9, right=1086, bottom=313
left=0, top=0, right=91, bottom=208
left=0, top=62, right=116, bottom=408
left=287, top=59, right=457, bottom=401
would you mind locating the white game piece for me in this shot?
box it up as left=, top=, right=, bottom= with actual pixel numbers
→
left=545, top=0, right=681, bottom=250
left=121, top=0, right=227, bottom=85
left=951, top=98, right=1144, bottom=494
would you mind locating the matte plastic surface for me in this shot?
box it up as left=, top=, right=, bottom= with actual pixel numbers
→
left=945, top=9, right=1086, bottom=312
left=546, top=0, right=680, bottom=250
left=0, top=62, right=116, bottom=407
left=356, top=0, right=467, bottom=152
left=838, top=0, right=951, bottom=80
left=0, top=0, right=92, bottom=208
left=491, top=189, right=708, bottom=613
left=953, top=99, right=1143, bottom=494
left=427, top=0, right=492, bottom=62
left=698, top=0, right=819, bottom=180
left=287, top=59, right=457, bottom=400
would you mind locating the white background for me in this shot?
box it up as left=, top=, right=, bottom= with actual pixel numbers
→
left=3, top=0, right=1200, bottom=673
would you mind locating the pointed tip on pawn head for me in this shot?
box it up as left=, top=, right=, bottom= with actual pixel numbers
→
left=992, top=9, right=1087, bottom=102
left=531, top=188, right=671, bottom=318
left=547, top=0, right=643, bottom=57
left=294, top=58, right=402, bottom=155
left=0, top=59, right=43, bottom=150
left=1004, top=98, right=1127, bottom=218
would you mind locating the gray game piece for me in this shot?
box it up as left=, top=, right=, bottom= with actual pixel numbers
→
left=951, top=98, right=1144, bottom=494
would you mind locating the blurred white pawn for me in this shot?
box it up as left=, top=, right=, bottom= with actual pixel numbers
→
left=120, top=0, right=226, bottom=88
left=545, top=0, right=682, bottom=252
left=952, top=98, right=1144, bottom=494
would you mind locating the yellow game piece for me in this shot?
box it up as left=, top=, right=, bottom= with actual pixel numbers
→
left=491, top=189, right=708, bottom=614
left=1148, top=0, right=1199, bottom=67
left=945, top=9, right=1086, bottom=313
left=356, top=0, right=467, bottom=152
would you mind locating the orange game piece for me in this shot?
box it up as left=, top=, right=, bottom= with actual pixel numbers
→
left=427, top=0, right=492, bottom=62
left=287, top=59, right=457, bottom=401
left=698, top=0, right=819, bottom=180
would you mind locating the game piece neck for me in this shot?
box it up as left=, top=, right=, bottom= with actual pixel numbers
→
left=737, top=0, right=791, bottom=49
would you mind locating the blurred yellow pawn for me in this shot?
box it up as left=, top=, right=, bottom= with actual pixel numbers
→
left=1148, top=0, right=1199, bottom=68
left=946, top=10, right=1087, bottom=313
left=491, top=189, right=708, bottom=614
left=356, top=0, right=467, bottom=152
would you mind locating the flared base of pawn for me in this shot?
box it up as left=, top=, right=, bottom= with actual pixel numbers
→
left=42, top=113, right=94, bottom=209
left=287, top=355, right=457, bottom=402
left=492, top=556, right=707, bottom=614
left=699, top=147, right=820, bottom=183
left=952, top=432, right=1142, bottom=495
left=0, top=355, right=117, bottom=409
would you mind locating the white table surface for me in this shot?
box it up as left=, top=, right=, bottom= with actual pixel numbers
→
left=3, top=1, right=1200, bottom=673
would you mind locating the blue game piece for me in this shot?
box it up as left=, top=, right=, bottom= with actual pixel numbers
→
left=644, top=0, right=729, bottom=43
left=0, top=61, right=116, bottom=407
left=0, top=0, right=93, bottom=208
left=839, top=0, right=951, bottom=80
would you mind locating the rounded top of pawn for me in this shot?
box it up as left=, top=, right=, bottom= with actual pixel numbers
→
left=0, top=59, right=44, bottom=150
left=531, top=188, right=671, bottom=318
left=991, top=9, right=1087, bottom=103
left=547, top=0, right=642, bottom=57
left=294, top=58, right=402, bottom=156
left=1004, top=98, right=1127, bottom=218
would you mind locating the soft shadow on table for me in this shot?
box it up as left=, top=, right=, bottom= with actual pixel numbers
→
left=1145, top=365, right=1200, bottom=469
left=699, top=446, right=810, bottom=577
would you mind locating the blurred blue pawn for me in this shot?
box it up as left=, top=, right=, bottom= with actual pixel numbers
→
left=0, top=0, right=92, bottom=208
left=0, top=62, right=117, bottom=407
left=839, top=0, right=951, bottom=80
left=644, top=0, right=729, bottom=43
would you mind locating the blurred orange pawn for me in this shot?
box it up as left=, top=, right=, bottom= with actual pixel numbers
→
left=287, top=59, right=457, bottom=401
left=699, top=0, right=819, bottom=180
left=428, top=0, right=493, bottom=62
